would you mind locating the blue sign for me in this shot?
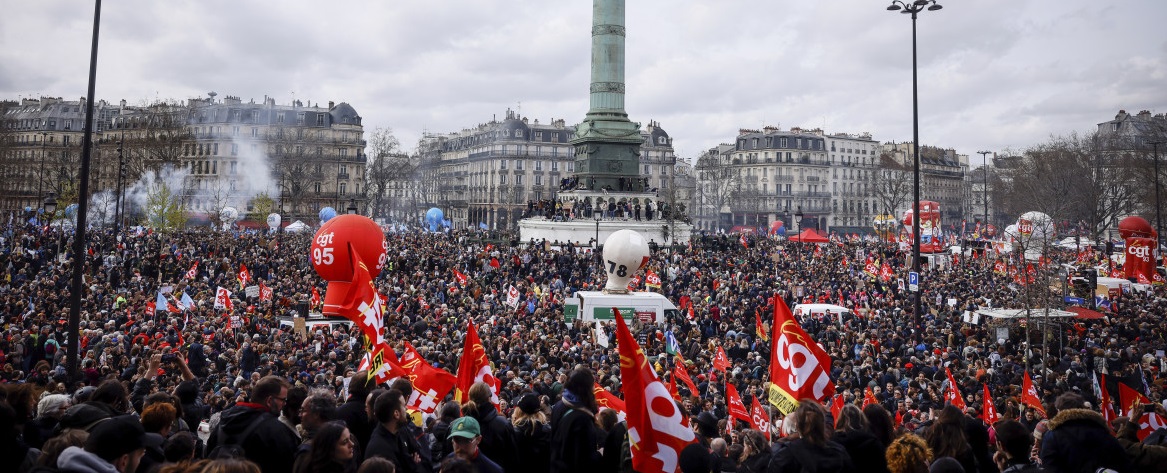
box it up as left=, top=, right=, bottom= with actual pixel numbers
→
left=1063, top=296, right=1085, bottom=305
left=908, top=271, right=919, bottom=292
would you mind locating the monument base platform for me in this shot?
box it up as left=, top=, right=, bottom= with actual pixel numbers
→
left=518, top=216, right=691, bottom=248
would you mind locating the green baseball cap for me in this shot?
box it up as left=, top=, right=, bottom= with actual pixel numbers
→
left=447, top=416, right=481, bottom=440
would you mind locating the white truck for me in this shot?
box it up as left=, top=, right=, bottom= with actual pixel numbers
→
left=563, top=291, right=680, bottom=324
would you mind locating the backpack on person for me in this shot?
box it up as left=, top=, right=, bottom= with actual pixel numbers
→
left=207, top=414, right=267, bottom=459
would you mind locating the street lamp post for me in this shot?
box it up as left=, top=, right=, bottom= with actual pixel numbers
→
left=888, top=0, right=942, bottom=330
left=977, top=150, right=991, bottom=228
left=594, top=205, right=603, bottom=249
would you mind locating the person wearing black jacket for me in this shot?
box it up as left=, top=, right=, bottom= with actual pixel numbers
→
left=365, top=389, right=420, bottom=473
left=390, top=377, right=434, bottom=473
left=768, top=401, right=854, bottom=473
left=336, top=370, right=376, bottom=455
left=831, top=404, right=889, bottom=473
left=205, top=376, right=300, bottom=473
left=1039, top=392, right=1130, bottom=473
left=549, top=367, right=602, bottom=473
left=461, top=382, right=519, bottom=473
left=511, top=392, right=551, bottom=473
left=430, top=401, right=460, bottom=463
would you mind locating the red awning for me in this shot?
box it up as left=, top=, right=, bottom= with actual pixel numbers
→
left=789, top=229, right=830, bottom=243
left=1067, top=306, right=1106, bottom=319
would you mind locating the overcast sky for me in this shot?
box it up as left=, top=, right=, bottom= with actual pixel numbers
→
left=3, top=0, right=1165, bottom=167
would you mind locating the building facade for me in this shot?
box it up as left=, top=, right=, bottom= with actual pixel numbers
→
left=694, top=126, right=877, bottom=234
left=418, top=110, right=681, bottom=230
left=0, top=97, right=118, bottom=216
left=880, top=142, right=968, bottom=227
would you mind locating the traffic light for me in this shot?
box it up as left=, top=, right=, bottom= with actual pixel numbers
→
left=1086, top=269, right=1098, bottom=309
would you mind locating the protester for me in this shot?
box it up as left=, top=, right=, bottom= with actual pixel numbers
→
left=833, top=404, right=890, bottom=473
left=769, top=400, right=854, bottom=472
left=57, top=415, right=148, bottom=473
left=887, top=433, right=933, bottom=473
left=1038, top=392, right=1130, bottom=473
left=549, top=367, right=602, bottom=473
left=205, top=376, right=299, bottom=473
left=992, top=420, right=1044, bottom=473
left=366, top=388, right=419, bottom=473
left=445, top=417, right=503, bottom=473
left=510, top=392, right=551, bottom=473
left=292, top=421, right=356, bottom=473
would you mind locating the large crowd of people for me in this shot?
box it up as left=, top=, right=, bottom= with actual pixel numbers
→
left=0, top=223, right=1164, bottom=473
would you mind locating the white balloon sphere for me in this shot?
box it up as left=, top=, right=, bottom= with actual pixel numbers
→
left=220, top=207, right=239, bottom=224
left=266, top=213, right=282, bottom=229
left=601, top=229, right=651, bottom=293
left=1016, top=211, right=1054, bottom=243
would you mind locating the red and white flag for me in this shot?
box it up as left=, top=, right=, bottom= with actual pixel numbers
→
left=594, top=384, right=627, bottom=421
left=613, top=308, right=696, bottom=473
left=310, top=287, right=322, bottom=309
left=750, top=395, right=771, bottom=440
left=237, top=264, right=251, bottom=288
left=879, top=262, right=894, bottom=283
left=981, top=384, right=999, bottom=425
left=453, top=268, right=469, bottom=287
left=712, top=346, right=731, bottom=373
left=1021, top=372, right=1045, bottom=417
left=214, top=287, right=234, bottom=311
left=336, top=252, right=407, bottom=384
left=767, top=296, right=835, bottom=415
left=864, top=257, right=879, bottom=279
left=725, top=383, right=752, bottom=425
left=185, top=262, right=198, bottom=280
left=1099, top=373, right=1117, bottom=424
left=1137, top=412, right=1167, bottom=442
left=505, top=285, right=521, bottom=309
left=672, top=359, right=697, bottom=396
left=454, top=320, right=500, bottom=405
left=400, top=352, right=457, bottom=415
left=258, top=281, right=273, bottom=302
left=863, top=387, right=878, bottom=409
left=944, top=368, right=967, bottom=410
left=1118, top=382, right=1151, bottom=417
left=645, top=270, right=662, bottom=289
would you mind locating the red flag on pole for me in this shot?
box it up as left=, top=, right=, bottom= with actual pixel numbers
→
left=981, top=384, right=999, bottom=425
left=185, top=262, right=198, bottom=280
left=863, top=387, right=878, bottom=409
left=750, top=395, right=771, bottom=440
left=944, top=368, right=967, bottom=410
left=672, top=360, right=698, bottom=396
left=594, top=383, right=628, bottom=421
left=258, top=280, right=273, bottom=302
left=1021, top=372, right=1045, bottom=417
left=237, top=263, right=251, bottom=288
left=726, top=383, right=752, bottom=425
left=454, top=320, right=500, bottom=406
left=755, top=310, right=768, bottom=342
left=830, top=394, right=845, bottom=421
left=401, top=356, right=457, bottom=415
left=613, top=308, right=696, bottom=473
left=1118, top=382, right=1151, bottom=417
left=1100, top=373, right=1117, bottom=424
left=453, top=268, right=468, bottom=287
left=310, top=287, right=322, bottom=309
left=712, top=346, right=731, bottom=373
left=767, top=295, right=835, bottom=415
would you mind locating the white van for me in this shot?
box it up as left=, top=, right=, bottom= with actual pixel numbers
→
left=792, top=304, right=854, bottom=324
left=563, top=291, right=680, bottom=324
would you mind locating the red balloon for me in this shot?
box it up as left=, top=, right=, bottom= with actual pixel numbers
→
left=1118, top=216, right=1156, bottom=240
left=310, top=215, right=387, bottom=315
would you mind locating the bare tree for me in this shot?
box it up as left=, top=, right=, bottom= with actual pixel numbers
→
left=365, top=127, right=412, bottom=220
left=121, top=100, right=194, bottom=178
left=872, top=154, right=912, bottom=218
left=270, top=126, right=324, bottom=216
left=694, top=148, right=740, bottom=231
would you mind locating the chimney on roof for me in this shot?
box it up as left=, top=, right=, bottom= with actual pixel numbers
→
left=1137, top=110, right=1151, bottom=119
left=329, top=101, right=335, bottom=109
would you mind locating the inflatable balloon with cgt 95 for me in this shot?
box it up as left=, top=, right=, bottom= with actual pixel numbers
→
left=310, top=214, right=387, bottom=315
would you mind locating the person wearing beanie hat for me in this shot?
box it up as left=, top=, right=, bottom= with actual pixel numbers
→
left=511, top=392, right=551, bottom=473
left=56, top=415, right=148, bottom=473
left=447, top=416, right=503, bottom=473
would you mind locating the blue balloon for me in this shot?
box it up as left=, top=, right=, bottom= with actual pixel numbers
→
left=318, top=207, right=337, bottom=223
left=425, top=208, right=445, bottom=232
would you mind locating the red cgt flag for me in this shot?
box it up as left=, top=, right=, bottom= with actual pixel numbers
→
left=944, top=368, right=967, bottom=410
left=1021, top=372, right=1045, bottom=417
left=185, top=262, right=198, bottom=280
left=454, top=320, right=500, bottom=405
left=750, top=395, right=771, bottom=440
left=982, top=384, right=999, bottom=425
left=238, top=264, right=251, bottom=288
left=767, top=296, right=835, bottom=415
left=258, top=281, right=273, bottom=302
left=613, top=308, right=696, bottom=473
left=453, top=268, right=469, bottom=287
left=863, top=387, right=878, bottom=409
left=1100, top=373, right=1117, bottom=424
left=672, top=360, right=698, bottom=396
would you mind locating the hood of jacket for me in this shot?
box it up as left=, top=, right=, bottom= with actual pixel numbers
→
left=57, top=446, right=120, bottom=473
left=216, top=403, right=270, bottom=437
left=1047, top=408, right=1107, bottom=431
